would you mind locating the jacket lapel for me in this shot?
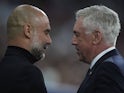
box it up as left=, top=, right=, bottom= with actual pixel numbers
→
left=77, top=49, right=118, bottom=93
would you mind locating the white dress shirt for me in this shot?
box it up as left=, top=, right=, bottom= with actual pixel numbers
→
left=90, top=46, right=116, bottom=69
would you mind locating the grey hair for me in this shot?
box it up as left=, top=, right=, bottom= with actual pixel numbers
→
left=76, top=5, right=121, bottom=46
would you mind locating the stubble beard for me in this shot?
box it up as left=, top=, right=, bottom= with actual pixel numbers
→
left=31, top=32, right=46, bottom=61
left=31, top=47, right=45, bottom=61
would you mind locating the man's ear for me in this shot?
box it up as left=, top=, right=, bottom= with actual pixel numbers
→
left=92, top=30, right=102, bottom=45
left=23, top=24, right=32, bottom=39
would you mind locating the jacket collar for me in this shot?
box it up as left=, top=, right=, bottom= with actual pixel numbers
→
left=90, top=47, right=116, bottom=69
left=90, top=49, right=119, bottom=73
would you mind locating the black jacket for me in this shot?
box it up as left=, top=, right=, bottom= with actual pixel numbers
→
left=0, top=46, right=47, bottom=93
left=77, top=49, right=124, bottom=93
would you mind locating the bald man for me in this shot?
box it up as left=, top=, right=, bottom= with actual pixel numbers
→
left=0, top=4, right=52, bottom=93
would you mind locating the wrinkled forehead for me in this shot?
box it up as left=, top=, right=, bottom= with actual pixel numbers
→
left=74, top=17, right=83, bottom=28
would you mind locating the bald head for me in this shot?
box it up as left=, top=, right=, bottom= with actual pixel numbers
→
left=7, top=4, right=48, bottom=40
left=6, top=4, right=51, bottom=59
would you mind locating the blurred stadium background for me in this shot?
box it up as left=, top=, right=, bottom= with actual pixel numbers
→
left=0, top=0, right=124, bottom=93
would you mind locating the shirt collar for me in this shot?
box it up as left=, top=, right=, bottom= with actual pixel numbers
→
left=90, top=46, right=116, bottom=69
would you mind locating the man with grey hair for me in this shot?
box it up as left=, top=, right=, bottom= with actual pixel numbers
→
left=72, top=5, right=124, bottom=93
left=0, top=4, right=52, bottom=93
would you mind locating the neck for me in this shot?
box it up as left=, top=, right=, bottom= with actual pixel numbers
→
left=89, top=44, right=114, bottom=63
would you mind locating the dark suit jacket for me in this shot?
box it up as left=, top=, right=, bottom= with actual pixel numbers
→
left=77, top=49, right=124, bottom=93
left=0, top=46, right=47, bottom=93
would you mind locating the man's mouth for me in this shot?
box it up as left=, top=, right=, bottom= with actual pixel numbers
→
left=43, top=45, right=48, bottom=50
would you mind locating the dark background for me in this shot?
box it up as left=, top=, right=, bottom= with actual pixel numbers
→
left=0, top=0, right=124, bottom=93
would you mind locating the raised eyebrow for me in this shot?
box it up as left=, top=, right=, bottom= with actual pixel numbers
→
left=44, top=29, right=51, bottom=33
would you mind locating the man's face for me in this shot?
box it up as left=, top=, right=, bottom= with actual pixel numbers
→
left=72, top=17, right=93, bottom=63
left=31, top=16, right=52, bottom=61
